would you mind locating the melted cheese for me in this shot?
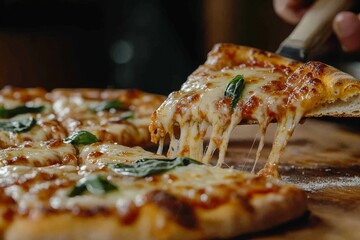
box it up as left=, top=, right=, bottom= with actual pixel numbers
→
left=0, top=141, right=77, bottom=167
left=80, top=122, right=149, bottom=146
left=52, top=97, right=102, bottom=120
left=150, top=44, right=360, bottom=177
left=52, top=92, right=161, bottom=146
left=79, top=142, right=165, bottom=165
left=0, top=115, right=67, bottom=148
left=151, top=65, right=296, bottom=175
left=61, top=164, right=260, bottom=210
left=0, top=86, right=52, bottom=115
left=0, top=165, right=79, bottom=212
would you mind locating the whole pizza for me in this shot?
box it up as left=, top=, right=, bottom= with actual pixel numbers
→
left=1, top=44, right=360, bottom=239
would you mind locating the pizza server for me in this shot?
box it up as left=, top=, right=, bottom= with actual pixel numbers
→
left=276, top=0, right=355, bottom=62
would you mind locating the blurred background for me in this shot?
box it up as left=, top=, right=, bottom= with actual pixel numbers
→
left=0, top=0, right=357, bottom=95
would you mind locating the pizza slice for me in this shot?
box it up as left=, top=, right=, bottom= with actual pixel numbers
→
left=50, top=88, right=165, bottom=146
left=0, top=140, right=78, bottom=167
left=149, top=44, right=360, bottom=177
left=0, top=114, right=67, bottom=149
left=0, top=86, right=52, bottom=117
left=0, top=143, right=306, bottom=240
left=0, top=86, right=68, bottom=149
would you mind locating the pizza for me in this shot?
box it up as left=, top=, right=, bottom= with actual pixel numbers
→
left=0, top=86, right=67, bottom=148
left=0, top=84, right=309, bottom=239
left=1, top=43, right=359, bottom=239
left=0, top=87, right=165, bottom=149
left=0, top=142, right=306, bottom=240
left=50, top=88, right=166, bottom=147
left=149, top=43, right=360, bottom=177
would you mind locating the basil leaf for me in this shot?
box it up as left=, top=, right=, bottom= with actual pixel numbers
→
left=69, top=174, right=118, bottom=197
left=92, top=100, right=122, bottom=112
left=0, top=105, right=45, bottom=118
left=109, top=111, right=134, bottom=122
left=64, top=130, right=99, bottom=145
left=224, top=75, right=246, bottom=111
left=0, top=117, right=37, bottom=133
left=109, top=157, right=203, bottom=178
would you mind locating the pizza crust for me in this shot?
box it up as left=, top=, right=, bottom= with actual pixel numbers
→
left=5, top=205, right=200, bottom=240
left=203, top=43, right=302, bottom=72
left=307, top=94, right=360, bottom=117
left=5, top=186, right=306, bottom=240
left=196, top=185, right=306, bottom=238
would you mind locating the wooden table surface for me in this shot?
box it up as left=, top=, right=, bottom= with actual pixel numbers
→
left=224, top=119, right=360, bottom=240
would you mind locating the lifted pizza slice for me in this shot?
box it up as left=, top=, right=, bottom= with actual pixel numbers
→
left=149, top=44, right=360, bottom=177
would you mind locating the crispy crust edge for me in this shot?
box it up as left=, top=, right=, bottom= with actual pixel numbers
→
left=4, top=185, right=306, bottom=240
left=204, top=43, right=303, bottom=71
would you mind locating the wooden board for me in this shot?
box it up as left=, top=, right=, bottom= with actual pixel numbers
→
left=224, top=119, right=360, bottom=240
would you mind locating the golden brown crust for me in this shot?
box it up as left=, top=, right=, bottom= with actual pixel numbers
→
left=4, top=185, right=306, bottom=240
left=196, top=186, right=306, bottom=238
left=307, top=94, right=360, bottom=117
left=203, top=43, right=302, bottom=72
left=285, top=61, right=360, bottom=113
left=6, top=205, right=201, bottom=240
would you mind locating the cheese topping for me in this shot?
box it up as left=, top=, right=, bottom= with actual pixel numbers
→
left=0, top=141, right=78, bottom=167
left=0, top=162, right=283, bottom=217
left=150, top=64, right=298, bottom=176
left=0, top=114, right=67, bottom=148
left=150, top=44, right=360, bottom=177
left=51, top=89, right=166, bottom=146
left=0, top=86, right=52, bottom=115
left=80, top=143, right=165, bottom=165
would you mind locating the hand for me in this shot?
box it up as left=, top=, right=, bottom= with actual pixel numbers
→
left=273, top=0, right=360, bottom=52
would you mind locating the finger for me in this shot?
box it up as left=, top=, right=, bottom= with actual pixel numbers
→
left=333, top=11, right=360, bottom=52
left=273, top=0, right=310, bottom=24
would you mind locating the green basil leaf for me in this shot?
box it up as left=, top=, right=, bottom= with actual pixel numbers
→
left=69, top=174, right=118, bottom=197
left=224, top=75, right=246, bottom=111
left=0, top=117, right=37, bottom=133
left=0, top=105, right=45, bottom=118
left=109, top=157, right=203, bottom=178
left=109, top=111, right=134, bottom=122
left=64, top=130, right=99, bottom=145
left=92, top=100, right=122, bottom=112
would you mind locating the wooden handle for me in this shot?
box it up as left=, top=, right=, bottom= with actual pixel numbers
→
left=279, top=0, right=354, bottom=52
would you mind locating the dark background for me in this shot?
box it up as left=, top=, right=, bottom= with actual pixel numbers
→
left=0, top=0, right=294, bottom=94
left=0, top=0, right=357, bottom=95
